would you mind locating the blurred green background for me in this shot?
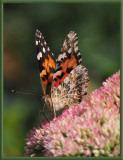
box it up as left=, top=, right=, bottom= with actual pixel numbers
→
left=3, top=3, right=120, bottom=157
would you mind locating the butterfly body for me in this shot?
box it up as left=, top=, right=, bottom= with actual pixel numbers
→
left=35, top=30, right=89, bottom=112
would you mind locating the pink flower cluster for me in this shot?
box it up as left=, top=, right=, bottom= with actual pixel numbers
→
left=24, top=126, right=45, bottom=157
left=24, top=71, right=120, bottom=157
left=85, top=70, right=120, bottom=111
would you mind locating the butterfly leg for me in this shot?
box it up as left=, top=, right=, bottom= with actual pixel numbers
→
left=40, top=105, right=49, bottom=123
left=53, top=106, right=56, bottom=120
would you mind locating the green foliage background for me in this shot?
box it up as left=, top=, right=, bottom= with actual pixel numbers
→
left=3, top=3, right=120, bottom=157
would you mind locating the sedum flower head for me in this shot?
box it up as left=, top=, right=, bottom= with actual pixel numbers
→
left=24, top=71, right=120, bottom=157
left=24, top=127, right=44, bottom=157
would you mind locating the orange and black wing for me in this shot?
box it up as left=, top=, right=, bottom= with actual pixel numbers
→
left=53, top=31, right=82, bottom=88
left=35, top=30, right=56, bottom=95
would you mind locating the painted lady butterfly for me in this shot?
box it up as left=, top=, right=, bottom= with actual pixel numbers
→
left=35, top=30, right=89, bottom=117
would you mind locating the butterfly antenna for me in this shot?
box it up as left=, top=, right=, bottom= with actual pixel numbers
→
left=12, top=90, right=50, bottom=123
left=11, top=90, right=41, bottom=97
left=39, top=106, right=49, bottom=123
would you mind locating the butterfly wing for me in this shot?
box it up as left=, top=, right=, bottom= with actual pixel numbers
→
left=35, top=30, right=56, bottom=96
left=53, top=31, right=82, bottom=88
left=51, top=65, right=89, bottom=111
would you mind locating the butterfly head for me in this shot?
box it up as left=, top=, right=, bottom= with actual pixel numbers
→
left=42, top=95, right=53, bottom=110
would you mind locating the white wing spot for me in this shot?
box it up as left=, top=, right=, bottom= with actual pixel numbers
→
left=47, top=47, right=50, bottom=51
left=43, top=47, right=46, bottom=53
left=74, top=41, right=78, bottom=46
left=68, top=33, right=75, bottom=40
left=68, top=48, right=72, bottom=54
left=77, top=52, right=81, bottom=56
left=78, top=58, right=82, bottom=63
left=63, top=41, right=67, bottom=49
left=36, top=41, right=38, bottom=45
left=75, top=47, right=78, bottom=52
left=37, top=52, right=42, bottom=60
left=58, top=52, right=66, bottom=61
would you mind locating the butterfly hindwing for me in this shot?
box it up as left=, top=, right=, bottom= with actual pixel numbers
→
left=51, top=65, right=89, bottom=111
left=53, top=31, right=82, bottom=88
left=35, top=30, right=56, bottom=95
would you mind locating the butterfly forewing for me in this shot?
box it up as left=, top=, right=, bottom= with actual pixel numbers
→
left=53, top=31, right=82, bottom=88
left=35, top=30, right=56, bottom=95
left=57, top=31, right=82, bottom=66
